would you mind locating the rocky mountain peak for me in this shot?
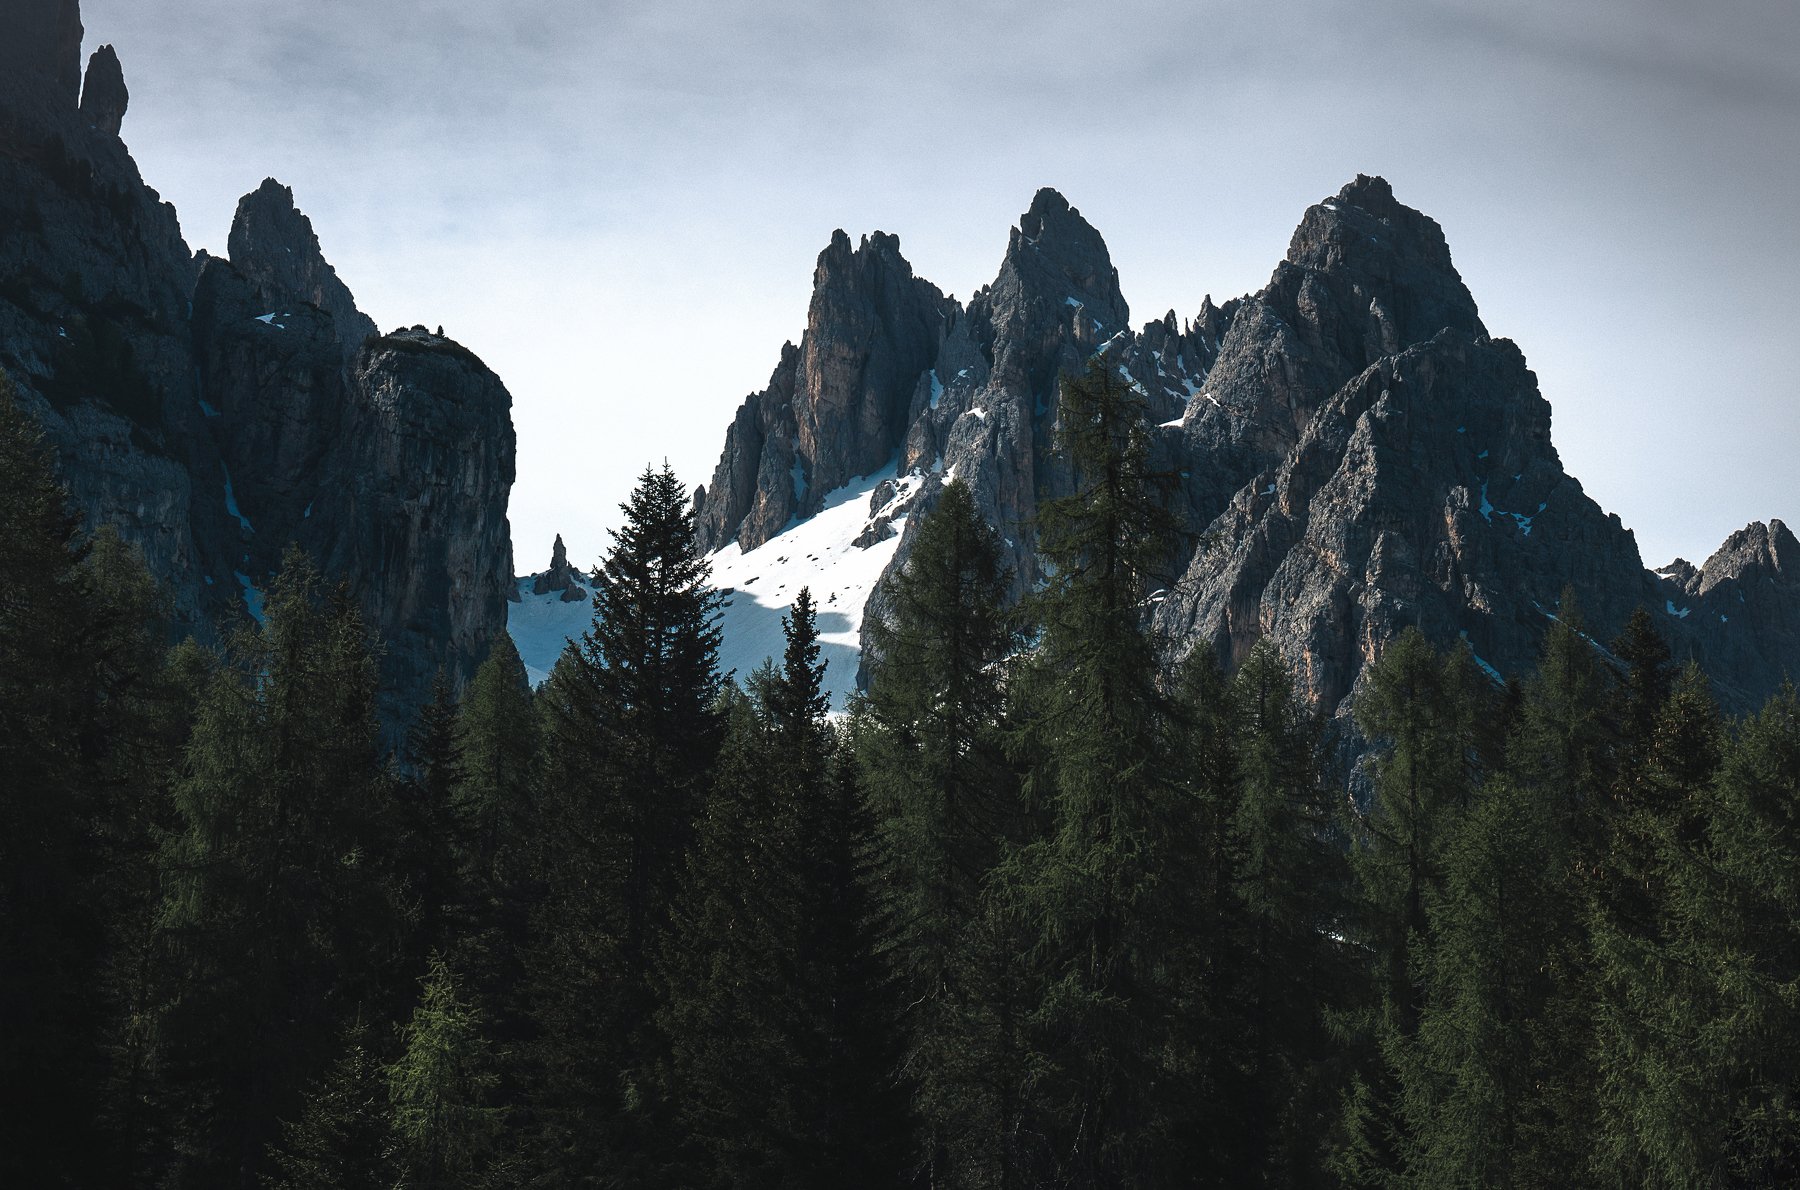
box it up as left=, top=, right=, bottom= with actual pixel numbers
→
left=530, top=532, right=588, bottom=601
left=1283, top=173, right=1485, bottom=349
left=694, top=229, right=953, bottom=555
left=996, top=186, right=1127, bottom=333
left=2, top=0, right=84, bottom=106
left=227, top=178, right=379, bottom=356
left=78, top=44, right=127, bottom=136
left=1694, top=519, right=1800, bottom=596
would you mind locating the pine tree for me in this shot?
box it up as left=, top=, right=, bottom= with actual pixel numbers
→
left=265, top=1027, right=394, bottom=1190
left=656, top=592, right=904, bottom=1189
left=857, top=478, right=1022, bottom=1186
left=1226, top=640, right=1350, bottom=1185
left=994, top=358, right=1199, bottom=1186
left=0, top=381, right=177, bottom=1184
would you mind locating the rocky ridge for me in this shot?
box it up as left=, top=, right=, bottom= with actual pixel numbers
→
left=690, top=176, right=1799, bottom=722
left=0, top=0, right=515, bottom=733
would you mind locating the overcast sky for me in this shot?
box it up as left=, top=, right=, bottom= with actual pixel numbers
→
left=83, top=0, right=1800, bottom=573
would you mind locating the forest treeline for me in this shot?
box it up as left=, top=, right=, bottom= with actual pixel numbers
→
left=6, top=363, right=1800, bottom=1189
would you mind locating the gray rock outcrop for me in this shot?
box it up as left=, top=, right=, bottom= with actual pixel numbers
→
left=531, top=534, right=588, bottom=601
left=694, top=174, right=1800, bottom=725
left=0, top=2, right=517, bottom=737
left=77, top=43, right=126, bottom=136
left=694, top=230, right=954, bottom=553
left=227, top=178, right=380, bottom=357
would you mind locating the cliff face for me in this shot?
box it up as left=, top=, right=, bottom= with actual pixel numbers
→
left=691, top=177, right=1800, bottom=721
left=0, top=0, right=515, bottom=732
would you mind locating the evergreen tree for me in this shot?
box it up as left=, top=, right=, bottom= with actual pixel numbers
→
left=857, top=478, right=1022, bottom=1186
left=386, top=955, right=510, bottom=1189
left=994, top=358, right=1199, bottom=1186
left=656, top=592, right=904, bottom=1189
left=524, top=462, right=723, bottom=1179
left=1227, top=640, right=1350, bottom=1186
left=153, top=548, right=407, bottom=1188
left=1336, top=628, right=1480, bottom=1187
left=0, top=381, right=177, bottom=1184
left=264, top=1028, right=394, bottom=1190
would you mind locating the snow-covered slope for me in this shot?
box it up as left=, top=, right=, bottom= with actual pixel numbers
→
left=507, top=579, right=592, bottom=686
left=507, top=463, right=918, bottom=707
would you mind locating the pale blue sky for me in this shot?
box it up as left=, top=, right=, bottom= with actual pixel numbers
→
left=84, top=0, right=1800, bottom=573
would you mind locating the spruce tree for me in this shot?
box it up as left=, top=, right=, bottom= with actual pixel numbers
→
left=994, top=358, right=1199, bottom=1186
left=524, top=463, right=723, bottom=1179
left=858, top=478, right=1021, bottom=1186
left=1227, top=640, right=1350, bottom=1185
left=265, top=1027, right=394, bottom=1190
left=656, top=592, right=904, bottom=1189
left=1336, top=628, right=1480, bottom=1187
left=0, top=381, right=176, bottom=1184
left=153, top=548, right=406, bottom=1188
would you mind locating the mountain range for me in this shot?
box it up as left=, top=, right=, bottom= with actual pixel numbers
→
left=523, top=176, right=1800, bottom=724
left=8, top=0, right=1795, bottom=738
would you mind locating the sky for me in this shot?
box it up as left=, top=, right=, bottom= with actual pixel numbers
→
left=82, top=0, right=1800, bottom=573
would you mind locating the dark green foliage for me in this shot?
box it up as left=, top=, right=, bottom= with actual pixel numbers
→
left=0, top=380, right=176, bottom=1185
left=387, top=955, right=510, bottom=1189
left=153, top=546, right=409, bottom=1187
left=1336, top=628, right=1481, bottom=1187
left=858, top=479, right=1023, bottom=1186
left=524, top=462, right=724, bottom=1180
left=15, top=356, right=1800, bottom=1188
left=264, top=1028, right=394, bottom=1190
left=993, top=359, right=1201, bottom=1186
left=656, top=592, right=905, bottom=1189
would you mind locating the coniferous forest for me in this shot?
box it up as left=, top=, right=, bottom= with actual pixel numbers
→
left=8, top=358, right=1800, bottom=1189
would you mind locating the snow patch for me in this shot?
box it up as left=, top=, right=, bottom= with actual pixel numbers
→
left=506, top=465, right=916, bottom=709
left=222, top=466, right=255, bottom=534
left=507, top=579, right=593, bottom=687
left=1459, top=631, right=1504, bottom=685
left=928, top=370, right=944, bottom=411
left=255, top=312, right=287, bottom=330
left=234, top=571, right=265, bottom=624
left=1665, top=600, right=1691, bottom=619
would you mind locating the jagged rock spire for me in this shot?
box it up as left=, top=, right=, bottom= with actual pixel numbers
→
left=78, top=44, right=127, bottom=135
left=227, top=179, right=379, bottom=355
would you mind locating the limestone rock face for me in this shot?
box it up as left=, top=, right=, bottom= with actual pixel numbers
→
left=227, top=178, right=379, bottom=357
left=77, top=44, right=127, bottom=136
left=2, top=0, right=85, bottom=106
left=316, top=329, right=516, bottom=727
left=0, top=4, right=517, bottom=738
left=694, top=174, right=1800, bottom=724
left=695, top=233, right=952, bottom=555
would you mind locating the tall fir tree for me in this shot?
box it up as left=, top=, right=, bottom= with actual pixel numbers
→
left=152, top=548, right=407, bottom=1188
left=0, top=381, right=177, bottom=1185
left=994, top=358, right=1200, bottom=1186
left=656, top=591, right=905, bottom=1189
left=1336, top=628, right=1480, bottom=1187
left=857, top=478, right=1023, bottom=1187
left=524, top=463, right=724, bottom=1180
